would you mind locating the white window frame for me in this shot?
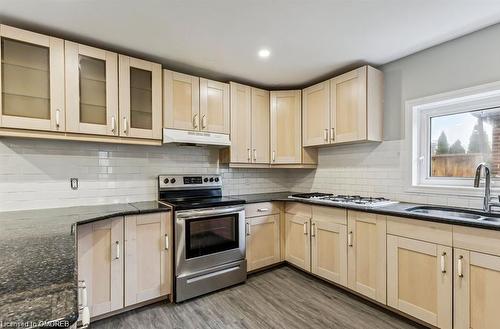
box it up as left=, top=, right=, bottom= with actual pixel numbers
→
left=407, top=81, right=500, bottom=194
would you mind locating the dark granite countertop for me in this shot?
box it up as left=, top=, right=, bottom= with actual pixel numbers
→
left=230, top=192, right=500, bottom=231
left=0, top=202, right=170, bottom=328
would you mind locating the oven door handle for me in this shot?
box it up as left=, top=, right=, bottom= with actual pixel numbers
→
left=176, top=206, right=245, bottom=220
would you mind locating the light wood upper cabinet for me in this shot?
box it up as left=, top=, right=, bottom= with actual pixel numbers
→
left=65, top=42, right=118, bottom=136
left=200, top=78, right=229, bottom=134
left=246, top=214, right=280, bottom=272
left=270, top=90, right=302, bottom=164
left=78, top=217, right=124, bottom=318
left=163, top=70, right=199, bottom=131
left=285, top=213, right=311, bottom=271
left=229, top=82, right=252, bottom=163
left=0, top=25, right=65, bottom=132
left=302, top=81, right=330, bottom=146
left=119, top=55, right=162, bottom=140
left=347, top=211, right=386, bottom=304
left=125, top=212, right=172, bottom=306
left=330, top=66, right=383, bottom=144
left=387, top=235, right=452, bottom=329
left=251, top=87, right=270, bottom=164
left=311, top=217, right=347, bottom=286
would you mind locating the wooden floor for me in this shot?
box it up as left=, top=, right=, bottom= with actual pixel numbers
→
left=92, top=266, right=424, bottom=329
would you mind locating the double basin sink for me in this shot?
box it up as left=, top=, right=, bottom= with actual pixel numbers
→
left=406, top=205, right=500, bottom=223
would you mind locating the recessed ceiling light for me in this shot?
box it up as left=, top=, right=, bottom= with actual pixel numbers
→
left=258, top=48, right=271, bottom=58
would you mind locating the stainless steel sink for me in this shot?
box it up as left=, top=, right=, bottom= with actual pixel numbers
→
left=406, top=206, right=500, bottom=222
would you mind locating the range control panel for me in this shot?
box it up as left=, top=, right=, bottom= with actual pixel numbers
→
left=158, top=174, right=222, bottom=189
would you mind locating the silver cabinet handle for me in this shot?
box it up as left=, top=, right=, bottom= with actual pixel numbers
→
left=440, top=252, right=447, bottom=273
left=78, top=280, right=88, bottom=307
left=246, top=222, right=251, bottom=236
left=115, top=240, right=120, bottom=259
left=164, top=234, right=169, bottom=250
left=111, top=116, right=116, bottom=133
left=253, top=149, right=257, bottom=161
left=331, top=128, right=335, bottom=142
left=123, top=117, right=128, bottom=134
left=311, top=223, right=316, bottom=237
left=55, top=109, right=61, bottom=128
left=247, top=148, right=251, bottom=162
left=348, top=231, right=353, bottom=247
left=272, top=151, right=276, bottom=162
left=324, top=128, right=328, bottom=142
left=303, top=222, right=308, bottom=235
left=458, top=255, right=464, bottom=278
left=257, top=208, right=269, bottom=212
left=193, top=113, right=199, bottom=129
left=202, top=114, right=207, bottom=129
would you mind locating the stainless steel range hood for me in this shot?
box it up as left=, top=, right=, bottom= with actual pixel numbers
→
left=163, top=128, right=231, bottom=147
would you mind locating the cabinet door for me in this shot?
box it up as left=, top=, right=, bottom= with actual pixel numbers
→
left=285, top=214, right=310, bottom=271
left=387, top=235, right=452, bottom=329
left=347, top=211, right=386, bottom=304
left=125, top=212, right=172, bottom=306
left=200, top=78, right=229, bottom=134
left=454, top=249, right=500, bottom=329
left=270, top=90, right=301, bottom=164
left=251, top=87, right=270, bottom=164
left=65, top=42, right=118, bottom=136
left=119, top=55, right=162, bottom=139
left=311, top=219, right=347, bottom=286
left=164, top=70, right=199, bottom=131
left=330, top=66, right=367, bottom=143
left=246, top=214, right=280, bottom=271
left=0, top=25, right=64, bottom=131
left=302, top=81, right=330, bottom=146
left=230, top=82, right=252, bottom=163
left=77, top=217, right=124, bottom=318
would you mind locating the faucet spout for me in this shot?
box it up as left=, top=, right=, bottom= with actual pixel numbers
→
left=474, top=163, right=491, bottom=212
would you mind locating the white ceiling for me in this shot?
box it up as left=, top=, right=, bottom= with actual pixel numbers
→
left=2, top=0, right=500, bottom=88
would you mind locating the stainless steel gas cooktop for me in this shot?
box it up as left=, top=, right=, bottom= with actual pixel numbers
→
left=288, top=193, right=398, bottom=207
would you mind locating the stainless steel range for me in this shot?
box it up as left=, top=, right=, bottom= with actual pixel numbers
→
left=288, top=193, right=398, bottom=207
left=158, top=174, right=247, bottom=302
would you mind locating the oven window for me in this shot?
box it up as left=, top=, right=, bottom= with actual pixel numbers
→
left=185, top=214, right=239, bottom=259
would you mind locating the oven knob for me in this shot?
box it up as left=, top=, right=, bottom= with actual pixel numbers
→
left=204, top=177, right=209, bottom=183
left=209, top=177, right=214, bottom=182
left=163, top=178, right=169, bottom=184
left=215, top=177, right=219, bottom=182
left=171, top=178, right=176, bottom=184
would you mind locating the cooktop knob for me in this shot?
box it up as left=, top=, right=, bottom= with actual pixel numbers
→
left=171, top=178, right=176, bottom=184
left=163, top=178, right=169, bottom=184
left=215, top=177, right=219, bottom=182
left=204, top=177, right=209, bottom=182
left=209, top=177, right=214, bottom=182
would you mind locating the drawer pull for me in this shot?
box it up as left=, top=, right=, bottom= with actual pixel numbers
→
left=257, top=208, right=269, bottom=212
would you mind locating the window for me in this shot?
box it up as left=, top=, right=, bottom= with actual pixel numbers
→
left=410, top=82, right=500, bottom=188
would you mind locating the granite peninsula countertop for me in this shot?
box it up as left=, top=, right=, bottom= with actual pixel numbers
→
left=0, top=202, right=170, bottom=328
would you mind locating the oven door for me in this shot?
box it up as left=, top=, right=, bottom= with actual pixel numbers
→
left=175, top=205, right=245, bottom=276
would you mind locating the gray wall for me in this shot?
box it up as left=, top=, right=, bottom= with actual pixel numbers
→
left=381, top=23, right=500, bottom=141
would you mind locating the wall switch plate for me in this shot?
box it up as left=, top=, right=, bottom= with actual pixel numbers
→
left=70, top=178, right=79, bottom=190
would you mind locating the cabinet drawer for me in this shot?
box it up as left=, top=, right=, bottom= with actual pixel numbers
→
left=453, top=225, right=500, bottom=256
left=312, top=205, right=347, bottom=225
left=285, top=202, right=312, bottom=218
left=245, top=202, right=280, bottom=218
left=387, top=216, right=452, bottom=246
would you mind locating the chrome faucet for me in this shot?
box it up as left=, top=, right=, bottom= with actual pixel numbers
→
left=474, top=163, right=500, bottom=212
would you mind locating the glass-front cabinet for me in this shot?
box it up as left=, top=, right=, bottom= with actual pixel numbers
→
left=0, top=25, right=65, bottom=131
left=118, top=55, right=162, bottom=140
left=65, top=42, right=118, bottom=136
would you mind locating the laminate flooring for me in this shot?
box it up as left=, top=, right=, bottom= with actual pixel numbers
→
left=91, top=266, right=424, bottom=329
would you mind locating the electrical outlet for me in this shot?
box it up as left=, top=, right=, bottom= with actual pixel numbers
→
left=70, top=178, right=79, bottom=190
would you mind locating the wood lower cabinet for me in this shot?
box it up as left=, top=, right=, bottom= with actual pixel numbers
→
left=285, top=213, right=311, bottom=271
left=387, top=235, right=452, bottom=329
left=246, top=214, right=281, bottom=271
left=119, top=55, right=162, bottom=140
left=77, top=217, right=124, bottom=318
left=124, top=212, right=172, bottom=306
left=311, top=217, right=347, bottom=285
left=0, top=25, right=65, bottom=132
left=347, top=211, right=386, bottom=304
